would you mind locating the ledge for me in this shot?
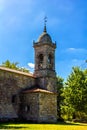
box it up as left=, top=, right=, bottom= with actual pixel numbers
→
left=23, top=88, right=57, bottom=94
left=0, top=67, right=35, bottom=78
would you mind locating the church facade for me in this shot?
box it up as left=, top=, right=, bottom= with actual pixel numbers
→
left=0, top=24, right=57, bottom=123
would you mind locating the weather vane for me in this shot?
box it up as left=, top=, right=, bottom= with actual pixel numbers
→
left=43, top=16, right=47, bottom=32
left=44, top=16, right=47, bottom=26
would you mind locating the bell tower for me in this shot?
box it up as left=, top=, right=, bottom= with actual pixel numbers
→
left=33, top=18, right=57, bottom=92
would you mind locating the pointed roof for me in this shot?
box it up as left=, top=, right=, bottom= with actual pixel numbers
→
left=38, top=26, right=52, bottom=43
left=44, top=25, right=47, bottom=33
left=33, top=18, right=56, bottom=48
left=38, top=32, right=52, bottom=43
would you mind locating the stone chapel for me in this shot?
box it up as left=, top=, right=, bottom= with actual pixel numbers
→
left=0, top=22, right=57, bottom=123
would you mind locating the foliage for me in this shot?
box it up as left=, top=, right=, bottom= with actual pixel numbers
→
left=62, top=67, right=87, bottom=121
left=57, top=76, right=64, bottom=120
left=0, top=60, right=29, bottom=73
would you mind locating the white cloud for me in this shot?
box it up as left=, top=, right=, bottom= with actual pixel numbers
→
left=28, top=63, right=35, bottom=69
left=66, top=48, right=87, bottom=53
left=68, top=48, right=76, bottom=51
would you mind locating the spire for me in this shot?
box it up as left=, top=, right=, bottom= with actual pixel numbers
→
left=44, top=16, right=47, bottom=32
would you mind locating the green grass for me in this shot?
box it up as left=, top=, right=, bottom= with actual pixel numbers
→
left=0, top=122, right=87, bottom=130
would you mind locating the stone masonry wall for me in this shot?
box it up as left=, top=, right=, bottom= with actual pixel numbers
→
left=19, top=92, right=39, bottom=121
left=39, top=92, right=57, bottom=123
left=0, top=67, right=35, bottom=119
left=37, top=76, right=57, bottom=92
left=20, top=91, right=57, bottom=123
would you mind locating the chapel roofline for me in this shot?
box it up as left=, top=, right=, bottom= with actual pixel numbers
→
left=0, top=66, right=35, bottom=78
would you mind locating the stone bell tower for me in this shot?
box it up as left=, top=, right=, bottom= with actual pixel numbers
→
left=33, top=18, right=57, bottom=92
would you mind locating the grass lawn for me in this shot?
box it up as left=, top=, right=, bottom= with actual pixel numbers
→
left=0, top=122, right=87, bottom=130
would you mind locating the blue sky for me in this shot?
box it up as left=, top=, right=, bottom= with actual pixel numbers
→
left=0, top=0, right=87, bottom=80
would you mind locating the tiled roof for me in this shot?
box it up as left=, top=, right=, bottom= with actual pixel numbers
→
left=0, top=67, right=35, bottom=78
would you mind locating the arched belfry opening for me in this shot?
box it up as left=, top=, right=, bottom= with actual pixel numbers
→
left=38, top=54, right=44, bottom=69
left=48, top=54, right=53, bottom=69
left=48, top=54, right=52, bottom=64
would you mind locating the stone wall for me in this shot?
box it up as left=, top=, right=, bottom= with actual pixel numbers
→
left=0, top=67, right=57, bottom=122
left=19, top=92, right=39, bottom=121
left=20, top=90, right=57, bottom=123
left=39, top=92, right=57, bottom=123
left=0, top=67, right=35, bottom=119
left=37, top=76, right=57, bottom=92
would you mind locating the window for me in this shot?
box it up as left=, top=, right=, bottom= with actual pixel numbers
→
left=12, top=95, right=16, bottom=103
left=38, top=54, right=43, bottom=69
left=48, top=54, right=53, bottom=69
left=48, top=54, right=52, bottom=64
left=24, top=105, right=30, bottom=112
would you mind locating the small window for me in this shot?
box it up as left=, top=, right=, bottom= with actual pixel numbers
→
left=12, top=95, right=16, bottom=103
left=24, top=105, right=30, bottom=112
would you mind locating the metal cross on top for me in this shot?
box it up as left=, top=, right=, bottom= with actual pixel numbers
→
left=44, top=16, right=47, bottom=26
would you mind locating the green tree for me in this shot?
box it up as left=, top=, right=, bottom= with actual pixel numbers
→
left=61, top=85, right=75, bottom=120
left=62, top=67, right=87, bottom=121
left=57, top=76, right=64, bottom=120
left=0, top=60, right=29, bottom=73
left=1, top=60, right=19, bottom=69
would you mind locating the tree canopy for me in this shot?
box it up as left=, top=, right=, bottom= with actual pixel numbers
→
left=62, top=67, right=87, bottom=121
left=56, top=76, right=64, bottom=120
left=0, top=60, right=29, bottom=73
